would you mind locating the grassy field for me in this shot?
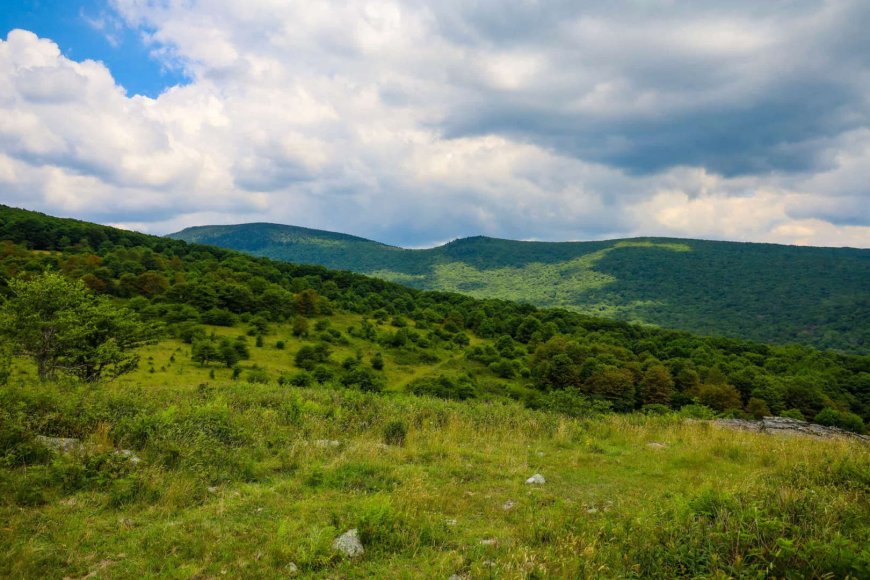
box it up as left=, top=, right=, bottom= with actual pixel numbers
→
left=1, top=324, right=868, bottom=578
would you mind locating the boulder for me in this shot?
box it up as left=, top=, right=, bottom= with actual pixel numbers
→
left=333, top=529, right=364, bottom=558
left=525, top=473, right=545, bottom=485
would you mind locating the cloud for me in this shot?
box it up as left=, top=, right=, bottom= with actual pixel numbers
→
left=0, top=1, right=868, bottom=248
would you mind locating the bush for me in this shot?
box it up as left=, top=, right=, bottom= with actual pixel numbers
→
left=679, top=404, right=717, bottom=420
left=641, top=403, right=671, bottom=416
left=246, top=367, right=270, bottom=384
left=541, top=389, right=612, bottom=418
left=408, top=376, right=476, bottom=401
left=201, top=308, right=237, bottom=326
left=383, top=420, right=408, bottom=446
left=340, top=368, right=385, bottom=393
left=280, top=371, right=312, bottom=388
left=780, top=408, right=805, bottom=421
left=746, top=397, right=771, bottom=420
left=312, top=365, right=335, bottom=384
left=0, top=419, right=52, bottom=467
left=814, top=408, right=866, bottom=434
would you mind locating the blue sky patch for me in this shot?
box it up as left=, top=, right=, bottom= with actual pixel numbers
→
left=1, top=0, right=187, bottom=97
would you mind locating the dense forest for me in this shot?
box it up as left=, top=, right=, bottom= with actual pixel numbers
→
left=1, top=204, right=868, bottom=431
left=171, top=222, right=870, bottom=353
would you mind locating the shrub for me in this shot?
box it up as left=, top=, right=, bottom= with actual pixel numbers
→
left=746, top=397, right=771, bottom=420
left=814, top=408, right=866, bottom=434
left=247, top=367, right=270, bottom=384
left=201, top=308, right=237, bottom=326
left=408, top=376, right=476, bottom=401
left=679, top=404, right=716, bottom=420
left=541, top=388, right=612, bottom=418
left=312, top=365, right=335, bottom=384
left=0, top=418, right=52, bottom=467
left=281, top=371, right=312, bottom=388
left=340, top=368, right=385, bottom=393
left=383, top=420, right=408, bottom=446
left=780, top=408, right=805, bottom=421
left=641, top=403, right=671, bottom=416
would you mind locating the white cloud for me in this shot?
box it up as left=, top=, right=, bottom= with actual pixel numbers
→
left=0, top=0, right=868, bottom=248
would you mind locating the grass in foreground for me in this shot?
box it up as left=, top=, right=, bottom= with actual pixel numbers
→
left=1, top=375, right=868, bottom=578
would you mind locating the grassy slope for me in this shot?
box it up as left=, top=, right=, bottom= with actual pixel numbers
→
left=169, top=224, right=870, bottom=352
left=2, top=320, right=869, bottom=578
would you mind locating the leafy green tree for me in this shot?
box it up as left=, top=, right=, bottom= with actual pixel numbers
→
left=0, top=272, right=150, bottom=381
left=192, top=339, right=219, bottom=366
left=292, top=317, right=309, bottom=337
left=639, top=365, right=675, bottom=406
left=219, top=339, right=241, bottom=368
left=295, top=289, right=321, bottom=317
left=585, top=367, right=636, bottom=411
left=695, top=383, right=743, bottom=412
left=746, top=397, right=771, bottom=420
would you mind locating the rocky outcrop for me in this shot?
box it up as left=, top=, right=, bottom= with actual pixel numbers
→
left=714, top=417, right=869, bottom=442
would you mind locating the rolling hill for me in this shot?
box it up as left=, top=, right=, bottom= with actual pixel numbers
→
left=170, top=223, right=870, bottom=353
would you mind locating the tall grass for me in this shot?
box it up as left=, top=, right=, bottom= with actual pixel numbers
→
left=1, top=377, right=868, bottom=578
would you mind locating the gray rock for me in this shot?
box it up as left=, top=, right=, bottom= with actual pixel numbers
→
left=286, top=562, right=299, bottom=575
left=313, top=439, right=341, bottom=448
left=479, top=538, right=498, bottom=546
left=333, top=529, right=364, bottom=558
left=525, top=473, right=546, bottom=485
left=35, top=435, right=82, bottom=454
left=502, top=500, right=515, bottom=511
left=714, top=417, right=870, bottom=442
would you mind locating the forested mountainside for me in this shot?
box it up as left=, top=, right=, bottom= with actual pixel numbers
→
left=170, top=222, right=870, bottom=353
left=2, top=204, right=868, bottom=428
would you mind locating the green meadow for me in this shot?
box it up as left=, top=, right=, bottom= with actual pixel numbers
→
left=2, top=320, right=869, bottom=578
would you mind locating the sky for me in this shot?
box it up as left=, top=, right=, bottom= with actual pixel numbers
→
left=0, top=1, right=868, bottom=248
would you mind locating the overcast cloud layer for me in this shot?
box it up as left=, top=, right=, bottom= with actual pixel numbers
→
left=1, top=0, right=869, bottom=247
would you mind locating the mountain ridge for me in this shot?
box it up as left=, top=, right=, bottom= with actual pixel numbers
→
left=169, top=221, right=870, bottom=353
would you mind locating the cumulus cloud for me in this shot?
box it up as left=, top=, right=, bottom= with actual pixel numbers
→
left=0, top=1, right=868, bottom=247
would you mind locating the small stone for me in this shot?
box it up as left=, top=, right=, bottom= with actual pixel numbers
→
left=479, top=538, right=498, bottom=546
left=333, top=529, right=364, bottom=558
left=646, top=442, right=667, bottom=449
left=286, top=562, right=299, bottom=576
left=525, top=474, right=546, bottom=485
left=502, top=500, right=515, bottom=511
left=586, top=507, right=598, bottom=514
left=116, top=449, right=142, bottom=464
left=207, top=486, right=219, bottom=494
left=314, top=439, right=341, bottom=448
